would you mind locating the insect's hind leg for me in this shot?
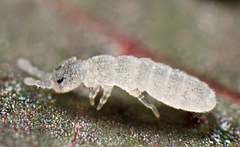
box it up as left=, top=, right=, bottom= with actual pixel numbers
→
left=89, top=86, right=100, bottom=106
left=96, top=86, right=113, bottom=111
left=129, top=89, right=160, bottom=118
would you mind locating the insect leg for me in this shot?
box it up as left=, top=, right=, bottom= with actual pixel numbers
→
left=129, top=89, right=160, bottom=118
left=89, top=86, right=100, bottom=106
left=96, top=86, right=113, bottom=110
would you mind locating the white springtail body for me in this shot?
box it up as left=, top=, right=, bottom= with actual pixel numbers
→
left=17, top=55, right=216, bottom=118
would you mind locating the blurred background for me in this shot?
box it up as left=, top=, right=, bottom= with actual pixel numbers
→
left=0, top=0, right=239, bottom=146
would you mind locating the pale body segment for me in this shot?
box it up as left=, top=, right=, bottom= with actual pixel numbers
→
left=17, top=55, right=216, bottom=118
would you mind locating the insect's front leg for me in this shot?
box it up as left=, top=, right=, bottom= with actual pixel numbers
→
left=129, top=89, right=160, bottom=118
left=89, top=86, right=100, bottom=106
left=96, top=86, right=113, bottom=110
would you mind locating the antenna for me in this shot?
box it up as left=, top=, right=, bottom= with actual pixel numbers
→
left=17, top=58, right=51, bottom=81
left=24, top=77, right=52, bottom=89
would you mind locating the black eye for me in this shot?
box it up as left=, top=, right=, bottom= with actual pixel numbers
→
left=57, top=77, right=65, bottom=84
left=55, top=65, right=62, bottom=71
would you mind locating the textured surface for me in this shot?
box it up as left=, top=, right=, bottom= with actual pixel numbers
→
left=0, top=0, right=239, bottom=146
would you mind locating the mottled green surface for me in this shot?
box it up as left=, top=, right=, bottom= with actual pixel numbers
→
left=0, top=0, right=239, bottom=146
left=1, top=64, right=239, bottom=146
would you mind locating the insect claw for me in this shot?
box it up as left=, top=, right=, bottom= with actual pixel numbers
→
left=96, top=95, right=107, bottom=110
left=152, top=107, right=160, bottom=118
left=96, top=103, right=103, bottom=111
left=89, top=86, right=100, bottom=106
left=90, top=99, right=95, bottom=106
left=96, top=90, right=111, bottom=111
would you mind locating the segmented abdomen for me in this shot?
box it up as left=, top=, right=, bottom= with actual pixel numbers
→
left=85, top=55, right=215, bottom=112
left=146, top=62, right=215, bottom=112
left=112, top=56, right=215, bottom=112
